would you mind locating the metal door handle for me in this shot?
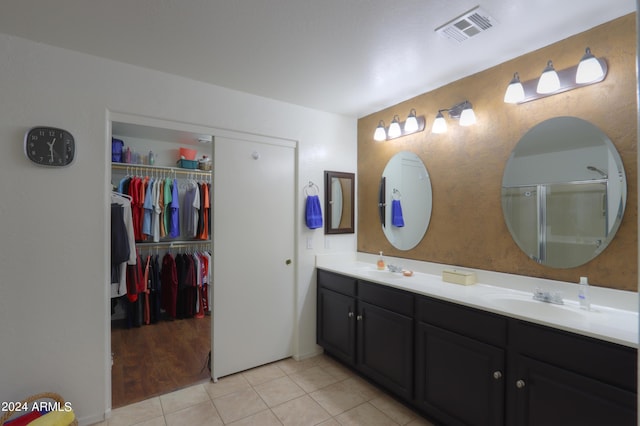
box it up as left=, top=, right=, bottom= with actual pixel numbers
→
left=356, top=315, right=363, bottom=321
left=516, top=379, right=526, bottom=389
left=348, top=312, right=354, bottom=318
left=493, top=371, right=502, bottom=380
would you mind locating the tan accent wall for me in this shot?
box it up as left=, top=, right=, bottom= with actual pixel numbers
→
left=357, top=14, right=637, bottom=291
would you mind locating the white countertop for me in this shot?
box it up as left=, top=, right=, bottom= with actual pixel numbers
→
left=316, top=253, right=638, bottom=349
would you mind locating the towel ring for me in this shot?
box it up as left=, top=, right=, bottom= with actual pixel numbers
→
left=392, top=188, right=402, bottom=200
left=304, top=181, right=319, bottom=197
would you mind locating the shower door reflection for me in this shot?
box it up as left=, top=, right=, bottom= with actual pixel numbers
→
left=503, top=181, right=607, bottom=268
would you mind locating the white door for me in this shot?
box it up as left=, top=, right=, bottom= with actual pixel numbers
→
left=213, top=136, right=296, bottom=379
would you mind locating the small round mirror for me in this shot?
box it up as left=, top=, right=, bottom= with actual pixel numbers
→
left=379, top=151, right=432, bottom=250
left=501, top=117, right=626, bottom=268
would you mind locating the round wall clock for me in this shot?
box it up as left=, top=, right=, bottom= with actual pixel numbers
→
left=24, top=126, right=75, bottom=167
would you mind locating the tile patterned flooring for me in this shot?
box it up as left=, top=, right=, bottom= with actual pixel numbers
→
left=95, top=354, right=436, bottom=425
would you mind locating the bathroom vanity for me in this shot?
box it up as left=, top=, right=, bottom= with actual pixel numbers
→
left=316, top=254, right=637, bottom=426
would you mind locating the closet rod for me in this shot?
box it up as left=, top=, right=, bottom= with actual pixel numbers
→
left=136, top=240, right=211, bottom=247
left=111, top=163, right=212, bottom=177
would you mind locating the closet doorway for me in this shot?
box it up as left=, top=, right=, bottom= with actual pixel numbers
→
left=109, top=116, right=214, bottom=408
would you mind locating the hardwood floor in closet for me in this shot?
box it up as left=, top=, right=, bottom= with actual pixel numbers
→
left=111, top=316, right=211, bottom=408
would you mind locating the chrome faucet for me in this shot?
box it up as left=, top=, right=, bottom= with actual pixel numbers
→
left=533, top=288, right=564, bottom=305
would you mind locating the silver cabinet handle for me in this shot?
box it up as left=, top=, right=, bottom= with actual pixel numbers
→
left=348, top=312, right=354, bottom=318
left=516, top=379, right=526, bottom=389
left=493, top=371, right=502, bottom=380
left=356, top=315, right=363, bottom=321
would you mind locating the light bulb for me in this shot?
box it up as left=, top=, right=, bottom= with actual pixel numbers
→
left=504, top=72, right=525, bottom=103
left=536, top=60, right=560, bottom=94
left=388, top=115, right=401, bottom=138
left=431, top=112, right=447, bottom=134
left=404, top=109, right=419, bottom=133
left=459, top=103, right=476, bottom=126
left=576, top=47, right=604, bottom=84
left=373, top=120, right=387, bottom=141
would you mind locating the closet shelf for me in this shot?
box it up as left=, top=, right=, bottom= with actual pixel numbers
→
left=112, top=162, right=212, bottom=176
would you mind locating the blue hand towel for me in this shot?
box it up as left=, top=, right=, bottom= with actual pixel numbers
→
left=391, top=199, right=405, bottom=227
left=305, top=195, right=323, bottom=229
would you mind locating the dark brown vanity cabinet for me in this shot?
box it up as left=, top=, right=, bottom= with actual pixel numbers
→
left=316, top=270, right=414, bottom=400
left=317, top=269, right=637, bottom=426
left=415, top=296, right=507, bottom=426
left=508, top=320, right=637, bottom=426
left=316, top=270, right=357, bottom=366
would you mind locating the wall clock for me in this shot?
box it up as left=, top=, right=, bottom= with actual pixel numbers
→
left=24, top=126, right=75, bottom=167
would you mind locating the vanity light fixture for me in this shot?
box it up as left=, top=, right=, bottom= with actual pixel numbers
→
left=431, top=100, right=476, bottom=133
left=388, top=115, right=402, bottom=139
left=536, top=60, right=561, bottom=94
left=372, top=110, right=426, bottom=141
left=503, top=72, right=525, bottom=104
left=576, top=47, right=605, bottom=84
left=373, top=120, right=387, bottom=141
left=504, top=47, right=608, bottom=104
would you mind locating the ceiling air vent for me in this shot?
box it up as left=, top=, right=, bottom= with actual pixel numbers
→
left=435, top=6, right=496, bottom=43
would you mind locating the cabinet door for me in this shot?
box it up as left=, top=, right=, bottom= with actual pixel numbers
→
left=317, top=287, right=356, bottom=365
left=511, top=355, right=636, bottom=426
left=357, top=301, right=413, bottom=400
left=415, top=323, right=505, bottom=426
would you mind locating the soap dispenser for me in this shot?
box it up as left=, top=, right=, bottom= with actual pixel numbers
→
left=578, top=276, right=591, bottom=310
left=377, top=251, right=385, bottom=271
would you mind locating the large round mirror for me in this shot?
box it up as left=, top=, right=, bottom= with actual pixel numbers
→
left=502, top=116, right=627, bottom=268
left=379, top=151, right=432, bottom=250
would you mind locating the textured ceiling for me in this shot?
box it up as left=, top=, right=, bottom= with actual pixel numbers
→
left=0, top=0, right=635, bottom=117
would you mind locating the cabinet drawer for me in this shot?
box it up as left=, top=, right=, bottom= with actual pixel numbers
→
left=510, top=320, right=637, bottom=392
left=358, top=280, right=413, bottom=316
left=417, top=296, right=507, bottom=347
left=317, top=269, right=357, bottom=296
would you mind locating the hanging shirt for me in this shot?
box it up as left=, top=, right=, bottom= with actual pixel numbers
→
left=142, top=178, right=154, bottom=237
left=111, top=192, right=136, bottom=298
left=163, top=177, right=173, bottom=236
left=169, top=178, right=180, bottom=238
left=160, top=253, right=178, bottom=319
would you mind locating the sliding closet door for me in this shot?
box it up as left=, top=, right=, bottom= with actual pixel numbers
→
left=213, top=136, right=295, bottom=379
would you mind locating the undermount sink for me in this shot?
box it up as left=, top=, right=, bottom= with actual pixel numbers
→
left=481, top=292, right=588, bottom=321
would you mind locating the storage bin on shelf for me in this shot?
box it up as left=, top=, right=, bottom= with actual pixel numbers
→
left=179, top=147, right=197, bottom=160
left=177, top=159, right=198, bottom=169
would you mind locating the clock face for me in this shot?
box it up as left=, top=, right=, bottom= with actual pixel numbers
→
left=24, top=127, right=75, bottom=167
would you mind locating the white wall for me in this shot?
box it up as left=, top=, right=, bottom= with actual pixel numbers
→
left=0, top=33, right=356, bottom=425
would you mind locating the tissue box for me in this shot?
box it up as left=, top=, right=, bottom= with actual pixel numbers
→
left=442, top=269, right=477, bottom=285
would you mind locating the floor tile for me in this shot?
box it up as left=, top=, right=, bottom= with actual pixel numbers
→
left=241, top=363, right=286, bottom=386
left=369, top=394, right=420, bottom=425
left=309, top=380, right=368, bottom=416
left=335, top=402, right=399, bottom=426
left=164, top=400, right=222, bottom=426
left=108, top=397, right=164, bottom=426
left=276, top=355, right=321, bottom=375
left=159, top=384, right=210, bottom=415
left=205, top=374, right=251, bottom=399
left=212, top=388, right=268, bottom=424
left=271, top=394, right=332, bottom=426
left=253, top=375, right=306, bottom=407
left=227, top=409, right=282, bottom=426
left=288, top=366, right=340, bottom=393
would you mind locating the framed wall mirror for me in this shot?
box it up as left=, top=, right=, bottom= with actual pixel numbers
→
left=502, top=116, right=627, bottom=268
left=325, top=171, right=355, bottom=234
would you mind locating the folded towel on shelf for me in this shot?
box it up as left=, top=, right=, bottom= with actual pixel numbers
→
left=305, top=195, right=323, bottom=229
left=391, top=199, right=405, bottom=227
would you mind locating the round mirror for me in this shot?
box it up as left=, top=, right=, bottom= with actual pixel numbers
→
left=379, top=151, right=432, bottom=250
left=502, top=116, right=627, bottom=268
